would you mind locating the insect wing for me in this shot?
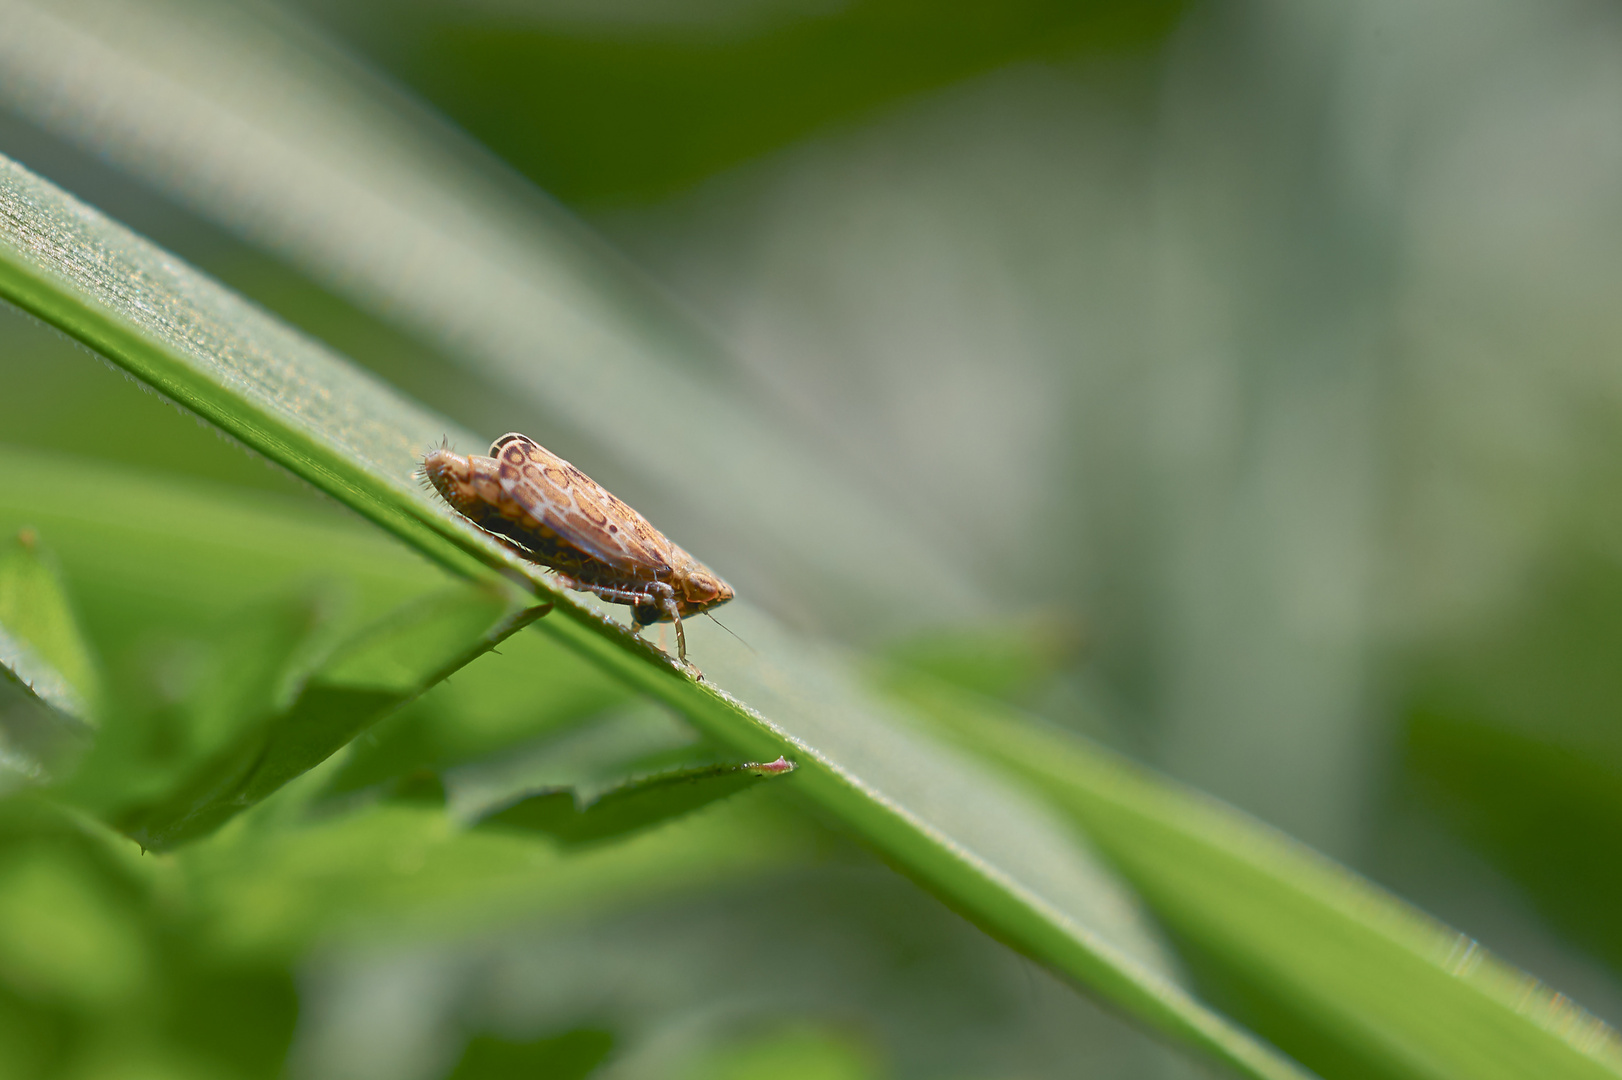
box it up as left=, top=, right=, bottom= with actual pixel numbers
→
left=490, top=434, right=673, bottom=576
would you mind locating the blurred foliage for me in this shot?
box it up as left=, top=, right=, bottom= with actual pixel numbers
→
left=306, top=0, right=1187, bottom=204
left=885, top=663, right=1622, bottom=1080
left=0, top=797, right=300, bottom=1080
left=1406, top=549, right=1622, bottom=975
left=0, top=529, right=100, bottom=731
left=3, top=0, right=1622, bottom=1077
left=446, top=1027, right=613, bottom=1080
left=678, top=1022, right=881, bottom=1080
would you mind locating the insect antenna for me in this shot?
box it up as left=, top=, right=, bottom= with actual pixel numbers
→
left=703, top=611, right=754, bottom=653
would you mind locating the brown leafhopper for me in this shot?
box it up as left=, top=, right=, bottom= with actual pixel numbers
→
left=422, top=433, right=733, bottom=666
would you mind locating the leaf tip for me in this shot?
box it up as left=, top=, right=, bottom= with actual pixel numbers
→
left=745, top=756, right=796, bottom=777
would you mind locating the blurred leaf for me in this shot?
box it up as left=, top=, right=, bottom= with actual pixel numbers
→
left=445, top=1028, right=612, bottom=1080
left=0, top=798, right=152, bottom=1012
left=187, top=795, right=812, bottom=958
left=375, top=0, right=1186, bottom=203
left=114, top=586, right=547, bottom=852
left=0, top=155, right=1301, bottom=1077
left=159, top=958, right=297, bottom=1080
left=889, top=669, right=1622, bottom=1080
left=0, top=844, right=147, bottom=1007
left=477, top=756, right=794, bottom=847
left=59, top=590, right=336, bottom=819
left=0, top=528, right=100, bottom=725
left=0, top=449, right=446, bottom=648
left=0, top=796, right=300, bottom=1078
left=329, top=623, right=632, bottom=797
left=447, top=704, right=713, bottom=818
left=184, top=593, right=330, bottom=755
left=1403, top=552, right=1622, bottom=976
left=1407, top=711, right=1622, bottom=979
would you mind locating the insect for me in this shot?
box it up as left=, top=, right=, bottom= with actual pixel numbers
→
left=421, top=433, right=734, bottom=668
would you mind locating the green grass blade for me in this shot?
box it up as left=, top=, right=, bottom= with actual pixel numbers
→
left=889, top=671, right=1622, bottom=1080
left=476, top=757, right=794, bottom=846
left=0, top=157, right=1305, bottom=1078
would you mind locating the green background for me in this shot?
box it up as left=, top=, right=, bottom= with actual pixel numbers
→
left=2, top=0, right=1621, bottom=1077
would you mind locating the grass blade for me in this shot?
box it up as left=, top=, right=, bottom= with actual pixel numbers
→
left=890, top=670, right=1622, bottom=1080
left=476, top=757, right=794, bottom=847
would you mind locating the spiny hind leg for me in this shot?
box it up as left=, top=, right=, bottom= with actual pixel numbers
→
left=552, top=573, right=660, bottom=614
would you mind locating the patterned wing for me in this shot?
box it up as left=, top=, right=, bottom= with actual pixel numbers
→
left=489, top=433, right=674, bottom=577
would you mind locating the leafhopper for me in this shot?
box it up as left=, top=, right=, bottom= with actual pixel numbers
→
left=422, top=433, right=733, bottom=667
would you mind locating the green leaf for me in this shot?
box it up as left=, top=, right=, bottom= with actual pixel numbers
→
left=59, top=589, right=333, bottom=818
left=324, top=632, right=633, bottom=796
left=0, top=157, right=1302, bottom=1077
left=0, top=797, right=157, bottom=1010
left=113, top=586, right=547, bottom=852
left=186, top=794, right=814, bottom=958
left=477, top=756, right=794, bottom=847
left=386, top=1, right=1182, bottom=204
left=1404, top=552, right=1622, bottom=972
left=0, top=794, right=299, bottom=1074
left=887, top=669, right=1622, bottom=1080
left=0, top=528, right=100, bottom=725
left=1407, top=710, right=1622, bottom=975
left=448, top=702, right=714, bottom=815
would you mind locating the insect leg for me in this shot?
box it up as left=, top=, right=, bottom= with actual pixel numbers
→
left=575, top=582, right=662, bottom=607
left=662, top=595, right=686, bottom=664
left=550, top=579, right=692, bottom=664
